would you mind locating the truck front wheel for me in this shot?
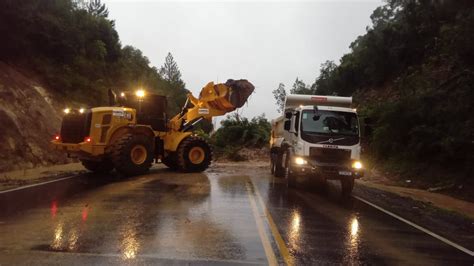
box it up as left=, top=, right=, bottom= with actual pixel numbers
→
left=341, top=178, right=354, bottom=197
left=110, top=133, right=154, bottom=176
left=283, top=150, right=296, bottom=187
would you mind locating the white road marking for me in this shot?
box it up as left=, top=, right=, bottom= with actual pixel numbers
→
left=0, top=174, right=79, bottom=194
left=353, top=195, right=474, bottom=257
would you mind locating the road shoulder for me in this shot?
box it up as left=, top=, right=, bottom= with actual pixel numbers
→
left=354, top=181, right=474, bottom=250
left=0, top=163, right=85, bottom=191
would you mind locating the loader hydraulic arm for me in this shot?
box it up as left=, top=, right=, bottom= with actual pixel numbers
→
left=169, top=79, right=254, bottom=132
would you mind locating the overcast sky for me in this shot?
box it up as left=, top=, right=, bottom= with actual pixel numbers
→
left=104, top=0, right=382, bottom=125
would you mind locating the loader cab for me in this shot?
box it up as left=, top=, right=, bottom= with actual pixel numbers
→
left=117, top=91, right=168, bottom=132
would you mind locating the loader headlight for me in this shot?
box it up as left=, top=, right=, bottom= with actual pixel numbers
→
left=79, top=108, right=85, bottom=114
left=63, top=108, right=70, bottom=114
left=135, top=89, right=145, bottom=98
left=352, top=161, right=363, bottom=169
left=294, top=157, right=307, bottom=165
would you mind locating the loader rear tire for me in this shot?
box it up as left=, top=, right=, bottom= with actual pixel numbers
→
left=177, top=136, right=212, bottom=172
left=81, top=159, right=114, bottom=174
left=110, top=133, right=154, bottom=176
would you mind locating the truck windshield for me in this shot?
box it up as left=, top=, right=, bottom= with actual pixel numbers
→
left=301, top=110, right=359, bottom=136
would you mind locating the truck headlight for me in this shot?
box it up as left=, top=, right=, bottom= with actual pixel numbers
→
left=63, top=108, right=70, bottom=114
left=352, top=161, right=363, bottom=169
left=294, top=157, right=307, bottom=165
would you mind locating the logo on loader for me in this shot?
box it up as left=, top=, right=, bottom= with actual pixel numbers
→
left=198, top=108, right=209, bottom=115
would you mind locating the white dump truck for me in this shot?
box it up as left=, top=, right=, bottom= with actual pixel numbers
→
left=270, top=94, right=364, bottom=195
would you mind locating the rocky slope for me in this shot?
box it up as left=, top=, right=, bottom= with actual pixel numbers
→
left=0, top=62, right=69, bottom=172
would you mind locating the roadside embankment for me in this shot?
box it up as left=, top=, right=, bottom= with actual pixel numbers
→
left=0, top=62, right=70, bottom=172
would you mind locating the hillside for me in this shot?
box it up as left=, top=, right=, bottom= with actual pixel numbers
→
left=0, top=0, right=191, bottom=171
left=0, top=62, right=69, bottom=171
left=280, top=0, right=474, bottom=189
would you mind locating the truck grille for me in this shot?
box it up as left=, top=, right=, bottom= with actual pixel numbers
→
left=60, top=112, right=92, bottom=143
left=310, top=147, right=351, bottom=163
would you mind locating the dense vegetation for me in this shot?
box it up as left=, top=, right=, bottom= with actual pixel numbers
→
left=274, top=0, right=473, bottom=183
left=0, top=0, right=188, bottom=113
left=210, top=114, right=271, bottom=160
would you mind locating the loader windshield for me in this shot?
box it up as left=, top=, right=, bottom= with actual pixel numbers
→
left=301, top=110, right=359, bottom=136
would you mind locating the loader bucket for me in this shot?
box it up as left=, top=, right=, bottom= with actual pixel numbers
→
left=224, top=79, right=255, bottom=108
left=199, top=79, right=255, bottom=113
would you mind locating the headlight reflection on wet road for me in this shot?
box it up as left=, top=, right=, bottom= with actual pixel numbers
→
left=351, top=217, right=359, bottom=238
left=344, top=216, right=361, bottom=263
left=289, top=209, right=301, bottom=250
left=51, top=222, right=64, bottom=250
left=68, top=228, right=79, bottom=251
left=121, top=227, right=140, bottom=260
left=49, top=201, right=90, bottom=252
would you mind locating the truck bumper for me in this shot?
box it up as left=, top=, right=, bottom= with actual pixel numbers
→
left=291, top=160, right=364, bottom=180
left=50, top=140, right=104, bottom=157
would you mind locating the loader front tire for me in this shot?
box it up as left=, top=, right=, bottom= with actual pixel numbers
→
left=110, top=133, right=154, bottom=176
left=177, top=136, right=212, bottom=172
left=81, top=159, right=114, bottom=174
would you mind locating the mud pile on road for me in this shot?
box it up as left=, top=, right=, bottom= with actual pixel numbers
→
left=216, top=147, right=269, bottom=162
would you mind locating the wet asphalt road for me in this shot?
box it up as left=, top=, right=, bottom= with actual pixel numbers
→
left=0, top=163, right=472, bottom=265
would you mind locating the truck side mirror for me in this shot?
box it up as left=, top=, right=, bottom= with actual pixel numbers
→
left=284, top=120, right=291, bottom=131
left=285, top=112, right=292, bottom=119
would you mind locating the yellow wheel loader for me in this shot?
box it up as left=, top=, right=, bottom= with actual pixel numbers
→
left=51, top=79, right=254, bottom=176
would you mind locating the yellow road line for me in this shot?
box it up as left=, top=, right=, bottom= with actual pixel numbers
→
left=252, top=182, right=295, bottom=266
left=245, top=183, right=278, bottom=266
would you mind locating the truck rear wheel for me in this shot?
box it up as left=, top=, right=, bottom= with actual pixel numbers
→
left=177, top=136, right=212, bottom=172
left=270, top=158, right=275, bottom=175
left=110, top=133, right=154, bottom=176
left=81, top=159, right=114, bottom=174
left=274, top=152, right=285, bottom=177
left=341, top=178, right=354, bottom=197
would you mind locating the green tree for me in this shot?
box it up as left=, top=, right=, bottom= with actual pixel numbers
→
left=290, top=78, right=312, bottom=94
left=159, top=52, right=188, bottom=114
left=272, top=83, right=286, bottom=113
left=87, top=0, right=109, bottom=17
left=212, top=113, right=271, bottom=150
left=303, top=0, right=474, bottom=180
left=160, top=52, right=183, bottom=85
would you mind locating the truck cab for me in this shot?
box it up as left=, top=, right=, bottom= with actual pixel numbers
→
left=270, top=95, right=363, bottom=195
